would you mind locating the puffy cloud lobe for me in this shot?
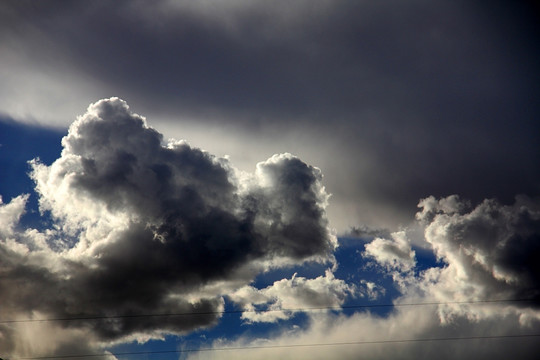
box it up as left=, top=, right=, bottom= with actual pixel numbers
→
left=0, top=194, right=28, bottom=238
left=229, top=270, right=355, bottom=323
left=416, top=195, right=540, bottom=305
left=363, top=231, right=416, bottom=272
left=1, top=98, right=336, bottom=356
left=248, top=153, right=333, bottom=260
left=33, top=98, right=335, bottom=261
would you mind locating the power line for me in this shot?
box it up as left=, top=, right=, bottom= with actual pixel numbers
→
left=0, top=298, right=535, bottom=325
left=9, top=334, right=540, bottom=360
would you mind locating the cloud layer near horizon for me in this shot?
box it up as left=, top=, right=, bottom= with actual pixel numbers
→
left=187, top=195, right=540, bottom=360
left=0, top=98, right=338, bottom=356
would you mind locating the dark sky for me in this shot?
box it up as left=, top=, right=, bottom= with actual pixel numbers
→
left=1, top=0, right=539, bottom=229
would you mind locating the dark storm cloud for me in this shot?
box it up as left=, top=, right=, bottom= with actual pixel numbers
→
left=0, top=98, right=335, bottom=354
left=1, top=0, right=539, bottom=229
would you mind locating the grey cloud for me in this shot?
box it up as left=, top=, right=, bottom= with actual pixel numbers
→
left=0, top=215, right=223, bottom=355
left=418, top=195, right=540, bottom=305
left=63, top=99, right=238, bottom=228
left=246, top=153, right=333, bottom=260
left=1, top=0, right=539, bottom=231
left=0, top=98, right=335, bottom=356
left=186, top=193, right=540, bottom=359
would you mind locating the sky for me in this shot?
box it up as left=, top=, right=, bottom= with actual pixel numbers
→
left=0, top=0, right=539, bottom=359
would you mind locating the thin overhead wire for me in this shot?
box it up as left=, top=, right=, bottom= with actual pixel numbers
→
left=0, top=298, right=535, bottom=324
left=8, top=334, right=540, bottom=360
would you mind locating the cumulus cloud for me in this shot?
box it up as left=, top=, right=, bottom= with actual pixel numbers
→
left=2, top=99, right=540, bottom=358
left=363, top=231, right=416, bottom=272
left=228, top=270, right=356, bottom=323
left=186, top=195, right=540, bottom=359
left=0, top=194, right=28, bottom=237
left=0, top=98, right=336, bottom=357
left=413, top=195, right=540, bottom=320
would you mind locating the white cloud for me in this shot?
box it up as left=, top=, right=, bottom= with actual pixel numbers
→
left=229, top=270, right=356, bottom=323
left=186, top=304, right=540, bottom=360
left=0, top=194, right=28, bottom=238
left=413, top=195, right=540, bottom=322
left=363, top=231, right=416, bottom=272
left=186, top=195, right=540, bottom=359
left=0, top=98, right=336, bottom=358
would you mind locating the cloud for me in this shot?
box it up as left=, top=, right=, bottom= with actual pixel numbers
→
left=1, top=0, right=540, bottom=356
left=1, top=0, right=539, bottom=233
left=186, top=307, right=540, bottom=360
left=414, top=195, right=540, bottom=319
left=2, top=98, right=539, bottom=358
left=228, top=270, right=356, bottom=323
left=0, top=194, right=28, bottom=237
left=0, top=98, right=336, bottom=357
left=342, top=225, right=391, bottom=240
left=363, top=231, right=416, bottom=272
left=186, top=195, right=540, bottom=359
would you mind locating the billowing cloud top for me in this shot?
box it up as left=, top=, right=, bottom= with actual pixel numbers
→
left=0, top=98, right=336, bottom=355
left=417, top=195, right=540, bottom=308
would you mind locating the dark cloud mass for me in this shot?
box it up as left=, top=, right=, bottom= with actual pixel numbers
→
left=0, top=98, right=335, bottom=354
left=1, top=0, right=538, bottom=229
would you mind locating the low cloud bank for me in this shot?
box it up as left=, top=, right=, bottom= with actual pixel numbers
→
left=187, top=195, right=540, bottom=359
